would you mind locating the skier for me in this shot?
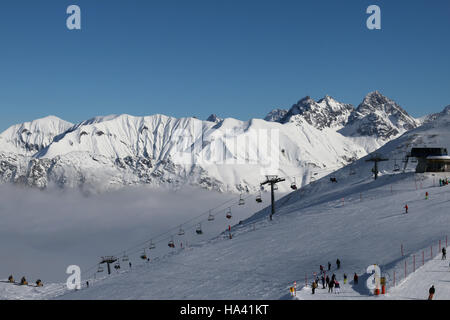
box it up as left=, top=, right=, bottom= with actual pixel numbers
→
left=328, top=279, right=334, bottom=293
left=428, top=285, right=435, bottom=300
left=321, top=275, right=325, bottom=289
left=404, top=204, right=408, bottom=214
left=336, top=259, right=341, bottom=269
left=425, top=192, right=429, bottom=200
left=129, top=262, right=132, bottom=269
left=86, top=281, right=89, bottom=288
left=334, top=280, right=340, bottom=294
left=328, top=262, right=331, bottom=271
left=442, top=247, right=447, bottom=260
left=353, top=273, right=359, bottom=285
left=8, top=275, right=14, bottom=283
left=319, top=265, right=324, bottom=274
left=36, top=279, right=43, bottom=287
left=312, top=280, right=318, bottom=294
left=331, top=273, right=335, bottom=281
left=344, top=274, right=347, bottom=284
left=326, top=275, right=330, bottom=288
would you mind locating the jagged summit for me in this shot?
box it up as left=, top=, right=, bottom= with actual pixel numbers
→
left=340, top=91, right=419, bottom=140
left=206, top=114, right=223, bottom=123
left=264, top=109, right=288, bottom=122
left=279, top=95, right=354, bottom=130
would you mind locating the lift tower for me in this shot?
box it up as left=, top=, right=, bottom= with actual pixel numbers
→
left=365, top=154, right=388, bottom=180
left=100, top=256, right=118, bottom=275
left=260, top=175, right=285, bottom=221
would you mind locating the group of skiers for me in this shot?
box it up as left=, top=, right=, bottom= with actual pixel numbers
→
left=311, top=259, right=360, bottom=295
left=7, top=275, right=43, bottom=287
left=439, top=178, right=449, bottom=187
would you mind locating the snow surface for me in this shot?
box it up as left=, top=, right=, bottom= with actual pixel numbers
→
left=3, top=170, right=444, bottom=300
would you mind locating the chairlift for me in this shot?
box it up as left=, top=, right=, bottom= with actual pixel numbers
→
left=290, top=177, right=297, bottom=190
left=114, top=261, right=121, bottom=270
left=97, top=265, right=104, bottom=273
left=239, top=194, right=245, bottom=206
left=226, top=208, right=232, bottom=219
left=168, top=237, right=175, bottom=248
left=208, top=211, right=215, bottom=221
left=273, top=184, right=278, bottom=191
left=149, top=240, right=156, bottom=250
left=393, top=161, right=400, bottom=172
left=256, top=192, right=262, bottom=203
left=140, top=249, right=147, bottom=260
left=178, top=225, right=185, bottom=236
left=122, top=253, right=129, bottom=262
left=196, top=223, right=203, bottom=235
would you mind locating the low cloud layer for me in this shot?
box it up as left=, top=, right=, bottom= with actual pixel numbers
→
left=0, top=184, right=268, bottom=283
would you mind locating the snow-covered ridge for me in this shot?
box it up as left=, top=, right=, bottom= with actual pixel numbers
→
left=0, top=116, right=73, bottom=156
left=0, top=92, right=446, bottom=193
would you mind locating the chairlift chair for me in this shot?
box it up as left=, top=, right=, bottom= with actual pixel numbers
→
left=256, top=192, right=262, bottom=203
left=122, top=253, right=129, bottom=262
left=178, top=226, right=185, bottom=236
left=196, top=223, right=203, bottom=235
left=226, top=208, right=232, bottom=219
left=97, top=265, right=104, bottom=273
left=290, top=177, right=297, bottom=190
left=140, top=250, right=147, bottom=260
left=273, top=184, right=278, bottom=191
left=208, top=211, right=215, bottom=221
left=239, top=194, right=245, bottom=206
left=168, top=237, right=175, bottom=248
left=149, top=240, right=156, bottom=250
left=114, top=261, right=121, bottom=270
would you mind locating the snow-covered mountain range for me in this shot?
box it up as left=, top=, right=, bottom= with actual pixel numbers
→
left=0, top=91, right=443, bottom=193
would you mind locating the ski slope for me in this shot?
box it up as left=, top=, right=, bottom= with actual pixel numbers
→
left=2, top=171, right=440, bottom=300
left=0, top=170, right=448, bottom=299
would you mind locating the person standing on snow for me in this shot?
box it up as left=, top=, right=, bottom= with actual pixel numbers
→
left=353, top=273, right=359, bottom=285
left=425, top=192, right=429, bottom=200
left=326, top=275, right=330, bottom=288
left=312, top=281, right=318, bottom=294
left=334, top=280, right=340, bottom=294
left=336, top=259, right=341, bottom=269
left=321, top=275, right=325, bottom=289
left=328, top=262, right=331, bottom=271
left=328, top=279, right=334, bottom=293
left=344, top=274, right=347, bottom=284
left=404, top=204, right=408, bottom=214
left=428, top=285, right=435, bottom=300
left=442, top=247, right=446, bottom=260
left=320, top=265, right=324, bottom=274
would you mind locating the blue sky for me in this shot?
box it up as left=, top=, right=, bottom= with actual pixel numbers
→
left=0, top=0, right=449, bottom=130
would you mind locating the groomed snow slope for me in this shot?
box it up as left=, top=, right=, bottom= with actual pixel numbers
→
left=1, top=170, right=442, bottom=300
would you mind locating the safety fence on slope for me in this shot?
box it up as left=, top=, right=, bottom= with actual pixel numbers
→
left=288, top=235, right=449, bottom=299
left=383, top=236, right=449, bottom=290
